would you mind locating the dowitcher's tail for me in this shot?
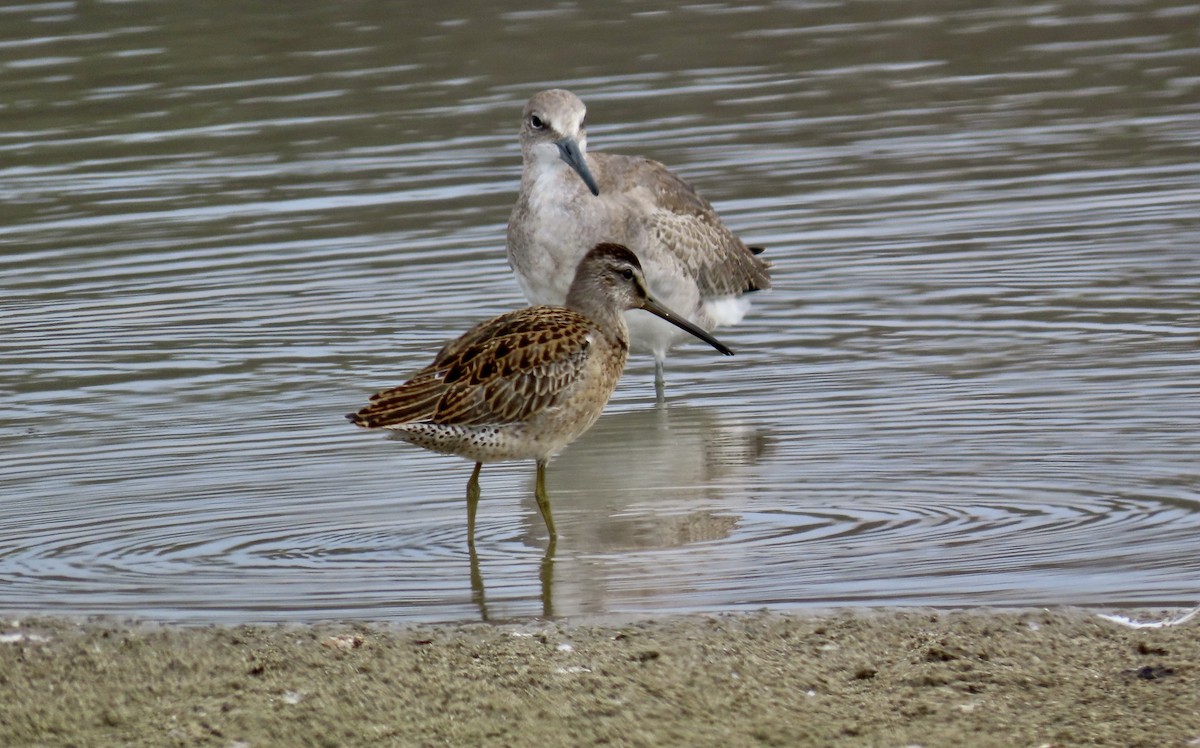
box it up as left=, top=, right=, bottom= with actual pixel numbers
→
left=346, top=374, right=442, bottom=429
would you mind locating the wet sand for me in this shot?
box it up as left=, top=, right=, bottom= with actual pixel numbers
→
left=2, top=609, right=1197, bottom=747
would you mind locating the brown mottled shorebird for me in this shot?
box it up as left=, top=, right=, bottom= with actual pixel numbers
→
left=507, top=88, right=771, bottom=402
left=347, top=243, right=732, bottom=544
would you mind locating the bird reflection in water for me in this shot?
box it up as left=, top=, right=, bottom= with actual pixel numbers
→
left=469, top=541, right=557, bottom=622
left=467, top=405, right=768, bottom=620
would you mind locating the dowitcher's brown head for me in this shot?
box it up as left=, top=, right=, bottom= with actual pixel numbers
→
left=567, top=243, right=734, bottom=357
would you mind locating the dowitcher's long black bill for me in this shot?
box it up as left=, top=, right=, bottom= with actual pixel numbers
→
left=640, top=298, right=734, bottom=356
left=555, top=136, right=600, bottom=197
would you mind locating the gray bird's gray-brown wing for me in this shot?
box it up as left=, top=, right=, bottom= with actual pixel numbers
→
left=595, top=152, right=772, bottom=297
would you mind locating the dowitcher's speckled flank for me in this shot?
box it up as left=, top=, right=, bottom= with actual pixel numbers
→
left=507, top=89, right=770, bottom=401
left=348, top=243, right=732, bottom=544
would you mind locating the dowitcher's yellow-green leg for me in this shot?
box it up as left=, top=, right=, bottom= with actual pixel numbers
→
left=466, top=461, right=482, bottom=547
left=535, top=459, right=556, bottom=539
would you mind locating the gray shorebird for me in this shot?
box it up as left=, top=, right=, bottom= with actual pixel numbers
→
left=347, top=243, right=732, bottom=544
left=507, top=89, right=771, bottom=401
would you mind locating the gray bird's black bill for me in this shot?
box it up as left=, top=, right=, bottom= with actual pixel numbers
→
left=555, top=137, right=600, bottom=196
left=641, top=298, right=734, bottom=356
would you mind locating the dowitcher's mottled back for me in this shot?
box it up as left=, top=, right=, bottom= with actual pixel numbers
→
left=507, top=89, right=771, bottom=401
left=348, top=243, right=732, bottom=544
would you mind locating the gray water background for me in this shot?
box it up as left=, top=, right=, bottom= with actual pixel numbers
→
left=3, top=1, right=1198, bottom=622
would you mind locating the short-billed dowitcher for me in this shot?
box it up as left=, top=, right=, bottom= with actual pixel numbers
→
left=507, top=89, right=771, bottom=401
left=347, top=243, right=732, bottom=544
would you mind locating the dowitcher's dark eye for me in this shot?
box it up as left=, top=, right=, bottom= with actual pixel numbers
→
left=529, top=114, right=545, bottom=130
left=621, top=268, right=634, bottom=281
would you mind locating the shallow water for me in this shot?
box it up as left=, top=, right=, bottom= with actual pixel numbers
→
left=3, top=1, right=1198, bottom=623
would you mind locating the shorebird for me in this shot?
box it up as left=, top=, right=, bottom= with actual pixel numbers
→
left=507, top=88, right=771, bottom=402
left=347, top=243, right=732, bottom=544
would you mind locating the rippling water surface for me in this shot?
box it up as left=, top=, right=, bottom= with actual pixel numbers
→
left=3, top=1, right=1198, bottom=622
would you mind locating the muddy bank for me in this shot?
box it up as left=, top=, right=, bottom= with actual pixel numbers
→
left=2, top=609, right=1197, bottom=747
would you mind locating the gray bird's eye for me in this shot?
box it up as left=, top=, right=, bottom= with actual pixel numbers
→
left=530, top=115, right=545, bottom=130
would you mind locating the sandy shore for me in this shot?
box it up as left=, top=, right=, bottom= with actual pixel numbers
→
left=2, top=608, right=1197, bottom=747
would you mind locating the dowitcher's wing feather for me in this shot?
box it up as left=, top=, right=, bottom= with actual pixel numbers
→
left=350, top=307, right=593, bottom=429
left=434, top=307, right=593, bottom=425
left=596, top=152, right=772, bottom=296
